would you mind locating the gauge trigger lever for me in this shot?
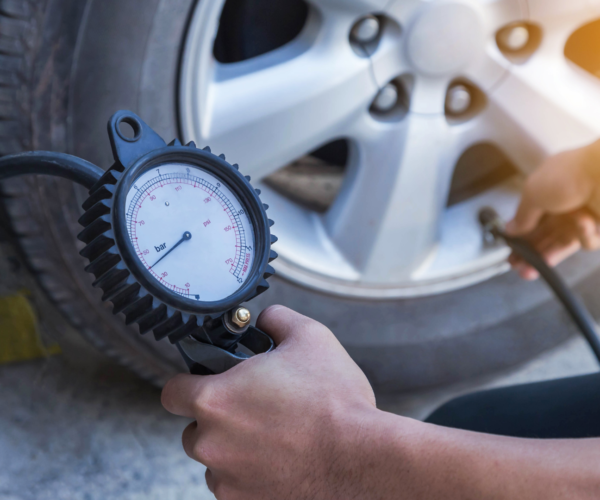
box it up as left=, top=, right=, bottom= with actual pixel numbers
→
left=176, top=326, right=275, bottom=375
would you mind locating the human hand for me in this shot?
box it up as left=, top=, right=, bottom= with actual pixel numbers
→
left=161, top=308, right=600, bottom=500
left=506, top=142, right=600, bottom=280
left=161, top=306, right=378, bottom=500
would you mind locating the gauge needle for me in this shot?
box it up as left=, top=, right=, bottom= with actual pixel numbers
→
left=150, top=231, right=192, bottom=269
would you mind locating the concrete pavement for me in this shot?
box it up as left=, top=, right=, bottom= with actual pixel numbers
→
left=0, top=330, right=597, bottom=499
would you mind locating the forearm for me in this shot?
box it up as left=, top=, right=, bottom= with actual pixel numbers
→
left=351, top=410, right=600, bottom=499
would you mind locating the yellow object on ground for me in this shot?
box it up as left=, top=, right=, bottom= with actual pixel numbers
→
left=0, top=293, right=60, bottom=364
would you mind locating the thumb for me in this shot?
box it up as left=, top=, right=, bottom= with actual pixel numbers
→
left=506, top=190, right=545, bottom=236
left=256, top=305, right=318, bottom=346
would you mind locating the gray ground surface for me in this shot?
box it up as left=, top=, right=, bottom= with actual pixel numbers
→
left=0, top=354, right=213, bottom=500
left=0, top=331, right=598, bottom=499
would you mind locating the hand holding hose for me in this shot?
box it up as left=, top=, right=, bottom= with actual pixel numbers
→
left=506, top=140, right=600, bottom=279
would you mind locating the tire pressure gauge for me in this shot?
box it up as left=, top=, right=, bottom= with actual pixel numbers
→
left=77, top=111, right=277, bottom=375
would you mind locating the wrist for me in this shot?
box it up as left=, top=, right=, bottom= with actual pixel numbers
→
left=326, top=406, right=428, bottom=499
left=336, top=408, right=501, bottom=499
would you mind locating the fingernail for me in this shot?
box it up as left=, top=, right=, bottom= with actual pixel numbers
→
left=520, top=266, right=539, bottom=280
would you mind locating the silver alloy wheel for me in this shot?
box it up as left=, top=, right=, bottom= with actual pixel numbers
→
left=180, top=0, right=600, bottom=299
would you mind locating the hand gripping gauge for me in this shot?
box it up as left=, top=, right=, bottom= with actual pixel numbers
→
left=75, top=111, right=278, bottom=375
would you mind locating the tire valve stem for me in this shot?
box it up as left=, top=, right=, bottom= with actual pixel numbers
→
left=478, top=207, right=505, bottom=246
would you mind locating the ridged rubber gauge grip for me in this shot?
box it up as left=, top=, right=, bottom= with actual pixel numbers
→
left=77, top=111, right=278, bottom=367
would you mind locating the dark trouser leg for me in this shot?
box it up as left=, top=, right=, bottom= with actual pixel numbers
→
left=425, top=373, right=600, bottom=439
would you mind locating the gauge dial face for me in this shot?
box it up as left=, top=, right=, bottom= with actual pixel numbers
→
left=125, top=163, right=256, bottom=302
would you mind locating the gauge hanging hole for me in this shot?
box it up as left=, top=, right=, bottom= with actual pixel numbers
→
left=117, top=116, right=143, bottom=142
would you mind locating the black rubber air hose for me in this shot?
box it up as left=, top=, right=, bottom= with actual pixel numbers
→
left=479, top=207, right=600, bottom=364
left=0, top=151, right=104, bottom=190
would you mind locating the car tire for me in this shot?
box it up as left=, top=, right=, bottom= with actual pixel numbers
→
left=2, top=0, right=598, bottom=391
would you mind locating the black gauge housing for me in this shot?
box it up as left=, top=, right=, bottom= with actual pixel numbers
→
left=77, top=111, right=277, bottom=344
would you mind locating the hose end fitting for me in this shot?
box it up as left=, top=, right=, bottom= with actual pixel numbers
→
left=478, top=207, right=505, bottom=243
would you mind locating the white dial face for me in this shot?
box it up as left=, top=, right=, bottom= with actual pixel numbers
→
left=125, top=163, right=256, bottom=302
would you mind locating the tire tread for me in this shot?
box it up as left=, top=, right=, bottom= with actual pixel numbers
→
left=0, top=0, right=180, bottom=385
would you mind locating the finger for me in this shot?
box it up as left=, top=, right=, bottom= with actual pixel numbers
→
left=529, top=233, right=579, bottom=271
left=508, top=223, right=551, bottom=269
left=543, top=239, right=581, bottom=268
left=509, top=249, right=537, bottom=279
left=529, top=215, right=560, bottom=244
left=506, top=186, right=545, bottom=236
left=515, top=262, right=539, bottom=281
left=574, top=211, right=600, bottom=250
left=527, top=214, right=578, bottom=254
left=256, top=305, right=319, bottom=346
left=512, top=231, right=560, bottom=280
left=532, top=233, right=564, bottom=257
left=520, top=268, right=539, bottom=281
left=583, top=230, right=600, bottom=251
left=162, top=373, right=212, bottom=418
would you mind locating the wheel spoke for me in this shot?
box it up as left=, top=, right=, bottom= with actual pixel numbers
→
left=463, top=0, right=527, bottom=91
left=489, top=18, right=600, bottom=166
left=183, top=17, right=377, bottom=181
left=325, top=113, right=483, bottom=283
left=409, top=75, right=450, bottom=114
left=369, top=16, right=413, bottom=90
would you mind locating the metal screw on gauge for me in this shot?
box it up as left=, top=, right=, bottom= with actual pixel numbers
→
left=351, top=15, right=380, bottom=44
left=232, top=307, right=251, bottom=328
left=372, top=83, right=398, bottom=113
left=446, top=84, right=472, bottom=115
left=500, top=25, right=529, bottom=51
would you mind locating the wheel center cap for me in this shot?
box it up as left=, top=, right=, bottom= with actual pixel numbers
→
left=407, top=3, right=484, bottom=76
